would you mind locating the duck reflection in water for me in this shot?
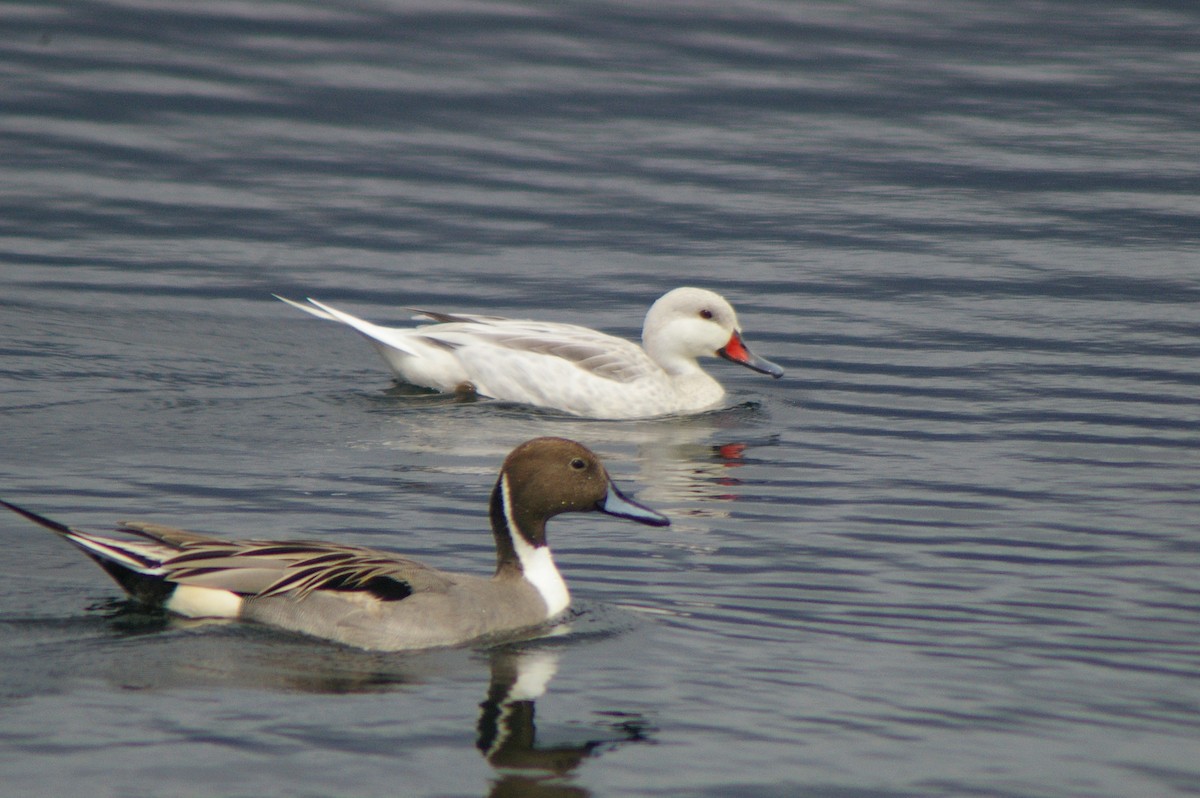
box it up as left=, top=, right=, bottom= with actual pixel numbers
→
left=14, top=603, right=653, bottom=798
left=477, top=646, right=653, bottom=798
left=367, top=405, right=781, bottom=518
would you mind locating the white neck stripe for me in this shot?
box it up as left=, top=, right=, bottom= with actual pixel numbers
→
left=500, top=474, right=570, bottom=617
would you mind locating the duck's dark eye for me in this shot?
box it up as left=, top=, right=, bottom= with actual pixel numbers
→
left=699, top=309, right=714, bottom=320
left=569, top=458, right=587, bottom=471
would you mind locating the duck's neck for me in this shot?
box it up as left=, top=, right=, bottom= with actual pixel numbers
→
left=643, top=336, right=702, bottom=378
left=643, top=345, right=725, bottom=406
left=489, top=475, right=570, bottom=616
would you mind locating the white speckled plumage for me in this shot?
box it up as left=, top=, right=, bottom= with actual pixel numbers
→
left=276, top=287, right=783, bottom=419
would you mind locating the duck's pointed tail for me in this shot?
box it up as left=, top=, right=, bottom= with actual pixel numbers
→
left=1, top=499, right=174, bottom=603
left=274, top=295, right=422, bottom=358
left=0, top=497, right=76, bottom=535
left=273, top=294, right=339, bottom=321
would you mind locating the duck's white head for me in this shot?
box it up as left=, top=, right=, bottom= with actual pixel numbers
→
left=641, top=287, right=783, bottom=378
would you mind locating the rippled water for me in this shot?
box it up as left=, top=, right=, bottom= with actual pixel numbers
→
left=2, top=2, right=1198, bottom=796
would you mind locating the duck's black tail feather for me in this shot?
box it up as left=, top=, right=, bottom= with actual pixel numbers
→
left=0, top=498, right=75, bottom=536
left=1, top=498, right=174, bottom=606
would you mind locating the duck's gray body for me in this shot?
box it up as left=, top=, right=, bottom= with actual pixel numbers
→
left=1, top=437, right=669, bottom=651
left=243, top=571, right=549, bottom=651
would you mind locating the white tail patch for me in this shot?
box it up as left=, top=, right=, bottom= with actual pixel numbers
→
left=166, top=585, right=243, bottom=619
left=500, top=475, right=570, bottom=617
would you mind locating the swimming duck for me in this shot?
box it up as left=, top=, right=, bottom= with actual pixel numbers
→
left=276, top=287, right=783, bottom=419
left=0, top=437, right=669, bottom=651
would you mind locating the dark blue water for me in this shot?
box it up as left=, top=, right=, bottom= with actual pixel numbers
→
left=2, top=2, right=1198, bottom=796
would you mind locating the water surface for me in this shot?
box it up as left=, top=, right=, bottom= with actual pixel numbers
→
left=1, top=2, right=1198, bottom=797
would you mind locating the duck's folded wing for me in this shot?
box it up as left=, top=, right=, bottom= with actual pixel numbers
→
left=411, top=309, right=510, bottom=325
left=148, top=538, right=455, bottom=602
left=427, top=321, right=659, bottom=384
left=118, top=520, right=228, bottom=548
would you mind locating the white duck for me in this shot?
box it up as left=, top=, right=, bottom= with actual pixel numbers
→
left=276, top=287, right=783, bottom=419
